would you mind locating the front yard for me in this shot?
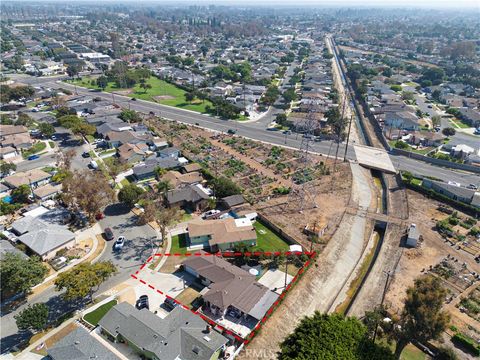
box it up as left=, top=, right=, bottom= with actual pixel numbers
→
left=83, top=300, right=117, bottom=326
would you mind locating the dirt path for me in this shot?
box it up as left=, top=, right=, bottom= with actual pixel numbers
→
left=238, top=163, right=375, bottom=359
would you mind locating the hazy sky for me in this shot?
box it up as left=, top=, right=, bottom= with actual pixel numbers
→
left=4, top=0, right=480, bottom=9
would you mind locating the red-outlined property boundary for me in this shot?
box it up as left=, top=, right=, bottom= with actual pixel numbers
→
left=129, top=251, right=317, bottom=345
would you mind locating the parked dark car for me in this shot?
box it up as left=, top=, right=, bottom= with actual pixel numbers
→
left=82, top=151, right=90, bottom=158
left=136, top=295, right=149, bottom=310
left=227, top=129, right=236, bottom=135
left=163, top=297, right=178, bottom=310
left=104, top=227, right=114, bottom=241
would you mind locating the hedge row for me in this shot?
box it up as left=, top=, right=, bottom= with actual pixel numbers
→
left=452, top=333, right=480, bottom=356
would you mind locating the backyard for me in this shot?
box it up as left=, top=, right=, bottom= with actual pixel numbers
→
left=68, top=76, right=212, bottom=113
left=253, top=221, right=290, bottom=252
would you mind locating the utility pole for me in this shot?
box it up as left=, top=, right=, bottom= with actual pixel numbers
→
left=373, top=270, right=391, bottom=343
left=343, top=114, right=354, bottom=162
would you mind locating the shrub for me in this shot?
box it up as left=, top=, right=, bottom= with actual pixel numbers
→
left=451, top=333, right=480, bottom=356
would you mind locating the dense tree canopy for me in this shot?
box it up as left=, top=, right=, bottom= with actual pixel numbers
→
left=14, top=303, right=49, bottom=333
left=55, top=261, right=116, bottom=302
left=279, top=312, right=395, bottom=360
left=0, top=253, right=48, bottom=299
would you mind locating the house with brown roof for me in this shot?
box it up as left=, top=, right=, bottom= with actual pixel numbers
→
left=1, top=133, right=33, bottom=149
left=162, top=170, right=203, bottom=188
left=0, top=124, right=29, bottom=136
left=183, top=256, right=278, bottom=327
left=187, top=218, right=257, bottom=251
left=3, top=169, right=51, bottom=189
left=117, top=143, right=148, bottom=164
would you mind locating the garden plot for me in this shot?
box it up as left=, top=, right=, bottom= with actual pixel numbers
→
left=458, top=285, right=480, bottom=322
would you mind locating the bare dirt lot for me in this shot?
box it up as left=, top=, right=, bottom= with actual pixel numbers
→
left=385, top=189, right=480, bottom=359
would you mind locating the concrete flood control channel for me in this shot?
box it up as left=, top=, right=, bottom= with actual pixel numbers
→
left=329, top=168, right=389, bottom=315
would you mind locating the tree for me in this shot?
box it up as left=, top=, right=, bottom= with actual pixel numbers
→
left=38, top=122, right=55, bottom=138
left=154, top=205, right=182, bottom=251
left=279, top=312, right=394, bottom=360
left=282, top=88, right=297, bottom=103
left=14, top=303, right=49, bottom=333
left=61, top=170, right=115, bottom=221
left=118, top=184, right=144, bottom=207
left=0, top=161, right=16, bottom=176
left=431, top=115, right=441, bottom=128
left=210, top=176, right=242, bottom=198
left=55, top=106, right=76, bottom=119
left=103, top=156, right=128, bottom=185
left=71, top=122, right=96, bottom=137
left=119, top=109, right=141, bottom=123
left=55, top=261, right=116, bottom=302
left=11, top=184, right=31, bottom=203
left=185, top=92, right=195, bottom=103
left=442, top=127, right=456, bottom=136
left=66, top=64, right=80, bottom=79
left=157, top=179, right=172, bottom=198
left=435, top=347, right=458, bottom=360
left=390, top=276, right=450, bottom=359
left=0, top=253, right=48, bottom=299
left=96, top=75, right=108, bottom=90
left=57, top=115, right=82, bottom=128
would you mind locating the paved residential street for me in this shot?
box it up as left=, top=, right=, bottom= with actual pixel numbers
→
left=0, top=204, right=156, bottom=354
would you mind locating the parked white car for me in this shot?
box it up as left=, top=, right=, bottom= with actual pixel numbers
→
left=202, top=209, right=220, bottom=219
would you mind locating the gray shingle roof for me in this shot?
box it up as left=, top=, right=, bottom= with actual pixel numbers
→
left=166, top=184, right=210, bottom=205
left=18, top=225, right=75, bottom=256
left=48, top=327, right=120, bottom=360
left=99, top=302, right=228, bottom=360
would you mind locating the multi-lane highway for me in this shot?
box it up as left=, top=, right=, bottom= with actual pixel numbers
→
left=13, top=74, right=480, bottom=186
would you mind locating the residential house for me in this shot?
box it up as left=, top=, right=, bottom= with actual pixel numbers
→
left=183, top=256, right=277, bottom=324
left=422, top=179, right=480, bottom=208
left=133, top=157, right=181, bottom=180
left=11, top=208, right=75, bottom=260
left=186, top=217, right=257, bottom=251
left=98, top=302, right=229, bottom=360
left=451, top=144, right=474, bottom=160
left=3, top=169, right=52, bottom=189
left=219, top=195, right=245, bottom=210
left=158, top=147, right=180, bottom=159
left=48, top=327, right=120, bottom=360
left=182, top=163, right=203, bottom=174
left=117, top=143, right=148, bottom=164
left=162, top=171, right=203, bottom=188
left=32, top=184, right=62, bottom=201
left=166, top=184, right=211, bottom=211
left=0, top=240, right=29, bottom=260
left=0, top=146, right=18, bottom=160
left=384, top=111, right=419, bottom=130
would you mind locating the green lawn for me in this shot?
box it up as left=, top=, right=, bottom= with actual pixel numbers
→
left=450, top=118, right=471, bottom=129
left=253, top=221, right=290, bottom=252
left=68, top=76, right=212, bottom=113
left=83, top=300, right=117, bottom=326
left=170, top=234, right=189, bottom=254
left=23, top=142, right=47, bottom=158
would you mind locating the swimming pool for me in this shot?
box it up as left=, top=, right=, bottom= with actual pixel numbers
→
left=2, top=195, right=12, bottom=204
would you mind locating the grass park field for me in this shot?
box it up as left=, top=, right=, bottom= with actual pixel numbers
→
left=68, top=76, right=212, bottom=113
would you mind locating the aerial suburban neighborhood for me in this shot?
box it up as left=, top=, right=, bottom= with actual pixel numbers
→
left=0, top=2, right=479, bottom=360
